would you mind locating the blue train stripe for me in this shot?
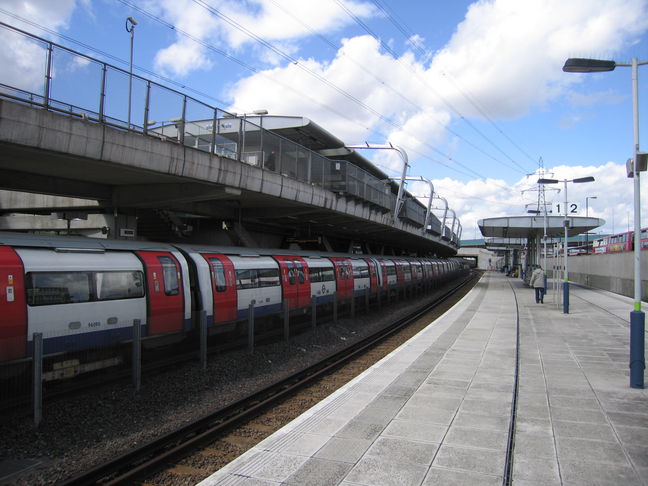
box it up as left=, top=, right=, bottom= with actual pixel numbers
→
left=27, top=325, right=146, bottom=357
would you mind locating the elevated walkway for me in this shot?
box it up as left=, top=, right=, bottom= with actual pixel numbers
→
left=0, top=20, right=459, bottom=255
left=198, top=272, right=648, bottom=485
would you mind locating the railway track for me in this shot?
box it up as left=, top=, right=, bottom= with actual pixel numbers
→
left=57, top=272, right=480, bottom=486
left=0, top=297, right=371, bottom=417
left=503, top=277, right=521, bottom=486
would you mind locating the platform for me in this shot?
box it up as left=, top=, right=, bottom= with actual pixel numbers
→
left=197, top=272, right=648, bottom=486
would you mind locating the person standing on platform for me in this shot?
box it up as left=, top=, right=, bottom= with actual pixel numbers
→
left=529, top=265, right=546, bottom=303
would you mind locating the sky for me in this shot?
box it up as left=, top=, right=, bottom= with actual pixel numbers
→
left=1, top=0, right=648, bottom=241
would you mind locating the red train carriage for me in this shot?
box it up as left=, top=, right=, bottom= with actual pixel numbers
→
left=0, top=232, right=468, bottom=382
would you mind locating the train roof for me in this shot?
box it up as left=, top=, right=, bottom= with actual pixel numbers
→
left=173, top=243, right=438, bottom=260
left=0, top=232, right=178, bottom=252
left=0, top=232, right=451, bottom=261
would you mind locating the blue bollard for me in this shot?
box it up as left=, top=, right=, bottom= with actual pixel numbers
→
left=563, top=281, right=569, bottom=314
left=630, top=310, right=645, bottom=389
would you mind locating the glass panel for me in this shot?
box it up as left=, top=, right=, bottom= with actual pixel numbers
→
left=0, top=28, right=48, bottom=98
left=287, top=262, right=295, bottom=285
left=96, top=271, right=144, bottom=300
left=258, top=267, right=280, bottom=287
left=146, top=85, right=185, bottom=141
left=49, top=48, right=103, bottom=118
left=295, top=261, right=305, bottom=283
left=321, top=268, right=335, bottom=282
left=26, top=272, right=92, bottom=306
left=208, top=258, right=227, bottom=292
left=309, top=268, right=321, bottom=283
left=236, top=269, right=257, bottom=289
left=261, top=131, right=282, bottom=171
left=158, top=256, right=179, bottom=296
left=184, top=98, right=217, bottom=152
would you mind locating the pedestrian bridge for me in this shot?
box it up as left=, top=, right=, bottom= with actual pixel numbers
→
left=0, top=22, right=458, bottom=256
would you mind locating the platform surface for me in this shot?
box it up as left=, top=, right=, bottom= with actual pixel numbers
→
left=198, top=272, right=648, bottom=486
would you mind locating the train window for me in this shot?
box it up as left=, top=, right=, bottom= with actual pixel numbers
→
left=340, top=263, right=351, bottom=280
left=26, top=272, right=92, bottom=306
left=321, top=267, right=335, bottom=282
left=309, top=268, right=321, bottom=283
left=258, top=268, right=280, bottom=287
left=296, top=261, right=305, bottom=284
left=385, top=265, right=396, bottom=276
left=158, top=256, right=179, bottom=296
left=236, top=269, right=257, bottom=290
left=96, top=272, right=144, bottom=301
left=286, top=262, right=296, bottom=285
left=352, top=265, right=369, bottom=279
left=208, top=259, right=227, bottom=292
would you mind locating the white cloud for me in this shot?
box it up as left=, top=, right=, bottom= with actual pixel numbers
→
left=0, top=0, right=77, bottom=30
left=224, top=0, right=648, bottom=163
left=149, top=0, right=377, bottom=77
left=1, top=0, right=645, bottom=242
left=416, top=161, right=646, bottom=239
left=0, top=0, right=79, bottom=91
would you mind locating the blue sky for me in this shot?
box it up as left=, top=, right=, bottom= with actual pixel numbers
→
left=1, top=0, right=648, bottom=239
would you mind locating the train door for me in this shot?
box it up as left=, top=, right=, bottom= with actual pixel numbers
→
left=136, top=251, right=184, bottom=335
left=394, top=259, right=405, bottom=288
left=329, top=257, right=353, bottom=299
left=202, top=254, right=237, bottom=323
left=377, top=259, right=388, bottom=291
left=364, top=258, right=379, bottom=294
left=0, top=246, right=26, bottom=360
left=274, top=256, right=310, bottom=309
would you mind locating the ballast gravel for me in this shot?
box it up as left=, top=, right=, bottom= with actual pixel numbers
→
left=0, top=296, right=439, bottom=486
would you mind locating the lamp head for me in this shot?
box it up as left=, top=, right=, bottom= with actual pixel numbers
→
left=573, top=176, right=595, bottom=183
left=563, top=58, right=616, bottom=73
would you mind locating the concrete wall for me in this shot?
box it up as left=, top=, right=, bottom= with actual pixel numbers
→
left=457, top=247, right=502, bottom=270
left=546, top=252, right=647, bottom=301
left=0, top=100, right=455, bottom=254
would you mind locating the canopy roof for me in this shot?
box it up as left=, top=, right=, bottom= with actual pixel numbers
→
left=478, top=216, right=605, bottom=239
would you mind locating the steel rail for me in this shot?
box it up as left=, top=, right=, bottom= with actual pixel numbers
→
left=502, top=278, right=521, bottom=486
left=58, top=272, right=477, bottom=486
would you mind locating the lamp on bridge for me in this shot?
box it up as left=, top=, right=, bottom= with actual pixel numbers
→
left=563, top=56, right=646, bottom=389
left=125, top=16, right=138, bottom=130
left=538, top=176, right=595, bottom=314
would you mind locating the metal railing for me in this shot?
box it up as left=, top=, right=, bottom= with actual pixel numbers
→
left=0, top=21, right=405, bottom=214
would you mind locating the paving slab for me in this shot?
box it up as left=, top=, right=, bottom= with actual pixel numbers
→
left=196, top=273, right=648, bottom=486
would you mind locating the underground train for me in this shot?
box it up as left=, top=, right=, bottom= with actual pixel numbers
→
left=0, top=232, right=466, bottom=381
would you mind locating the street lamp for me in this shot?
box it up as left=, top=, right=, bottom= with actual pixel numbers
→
left=585, top=196, right=597, bottom=253
left=433, top=195, right=449, bottom=240
left=538, top=176, right=595, bottom=314
left=388, top=176, right=435, bottom=235
left=125, top=16, right=137, bottom=130
left=447, top=208, right=458, bottom=244
left=344, top=143, right=409, bottom=217
left=564, top=56, right=646, bottom=389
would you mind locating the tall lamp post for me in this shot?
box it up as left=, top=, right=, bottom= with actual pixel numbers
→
left=585, top=196, right=597, bottom=252
left=538, top=176, right=595, bottom=314
left=563, top=57, right=646, bottom=389
left=344, top=144, right=409, bottom=218
left=125, top=16, right=137, bottom=130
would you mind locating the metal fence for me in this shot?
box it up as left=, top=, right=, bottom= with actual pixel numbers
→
left=0, top=22, right=401, bottom=213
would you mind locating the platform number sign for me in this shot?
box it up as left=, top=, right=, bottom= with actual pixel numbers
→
left=555, top=202, right=579, bottom=215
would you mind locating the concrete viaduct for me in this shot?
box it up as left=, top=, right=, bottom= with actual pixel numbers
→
left=0, top=99, right=457, bottom=256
